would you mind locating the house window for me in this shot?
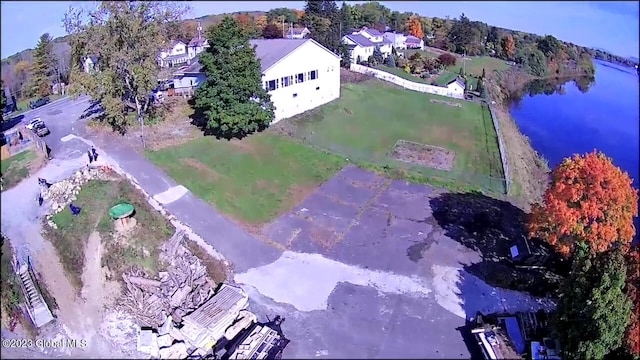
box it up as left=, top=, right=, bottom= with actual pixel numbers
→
left=296, top=73, right=304, bottom=83
left=267, top=80, right=277, bottom=91
left=309, top=70, right=318, bottom=80
left=281, top=76, right=291, bottom=87
left=316, top=86, right=320, bottom=90
left=293, top=93, right=298, bottom=98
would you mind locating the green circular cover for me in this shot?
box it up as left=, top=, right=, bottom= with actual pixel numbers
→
left=109, top=203, right=134, bottom=219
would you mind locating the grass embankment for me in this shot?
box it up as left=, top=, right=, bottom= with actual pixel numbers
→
left=147, top=135, right=347, bottom=224
left=290, top=81, right=504, bottom=193
left=1, top=150, right=39, bottom=190
left=46, top=179, right=174, bottom=291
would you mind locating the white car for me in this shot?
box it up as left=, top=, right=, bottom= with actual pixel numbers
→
left=26, top=117, right=44, bottom=130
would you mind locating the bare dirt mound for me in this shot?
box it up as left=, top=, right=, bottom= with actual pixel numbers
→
left=389, top=140, right=456, bottom=171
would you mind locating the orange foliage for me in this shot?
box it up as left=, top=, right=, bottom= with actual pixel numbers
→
left=294, top=9, right=304, bottom=22
left=407, top=16, right=424, bottom=39
left=500, top=35, right=516, bottom=59
left=255, top=15, right=268, bottom=29
left=235, top=13, right=254, bottom=28
left=625, top=248, right=640, bottom=356
left=528, top=150, right=638, bottom=255
left=528, top=150, right=639, bottom=256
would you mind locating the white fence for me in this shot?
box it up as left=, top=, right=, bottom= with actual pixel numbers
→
left=349, top=63, right=464, bottom=99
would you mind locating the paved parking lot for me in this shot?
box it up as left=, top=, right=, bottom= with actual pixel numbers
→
left=237, top=166, right=554, bottom=359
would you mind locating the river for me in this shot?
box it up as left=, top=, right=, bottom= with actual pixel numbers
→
left=509, top=60, right=639, bottom=242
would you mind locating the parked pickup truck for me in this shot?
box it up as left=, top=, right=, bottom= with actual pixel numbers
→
left=26, top=117, right=44, bottom=130
left=33, top=122, right=50, bottom=137
left=29, top=97, right=50, bottom=109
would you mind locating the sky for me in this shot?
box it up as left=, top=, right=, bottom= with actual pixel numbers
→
left=1, top=1, right=638, bottom=59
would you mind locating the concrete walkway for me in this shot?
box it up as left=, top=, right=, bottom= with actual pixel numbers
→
left=76, top=133, right=281, bottom=273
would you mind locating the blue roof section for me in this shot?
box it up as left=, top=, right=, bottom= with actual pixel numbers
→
left=344, top=34, right=376, bottom=47
left=503, top=317, right=525, bottom=354
left=363, top=28, right=383, bottom=37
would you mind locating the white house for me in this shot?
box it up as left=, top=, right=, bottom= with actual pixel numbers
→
left=445, top=78, right=466, bottom=97
left=285, top=27, right=310, bottom=39
left=171, top=58, right=207, bottom=96
left=171, top=38, right=340, bottom=123
left=354, top=27, right=392, bottom=57
left=383, top=32, right=407, bottom=50
left=187, top=36, right=209, bottom=60
left=158, top=40, right=189, bottom=68
left=342, top=34, right=375, bottom=64
left=83, top=55, right=99, bottom=73
left=256, top=38, right=340, bottom=123
left=405, top=35, right=424, bottom=50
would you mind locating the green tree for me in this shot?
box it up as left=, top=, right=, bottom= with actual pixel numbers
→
left=537, top=35, right=561, bottom=58
left=31, top=33, right=54, bottom=97
left=194, top=17, right=274, bottom=139
left=385, top=54, right=396, bottom=67
left=372, top=47, right=384, bottom=65
left=339, top=1, right=354, bottom=36
left=338, top=43, right=351, bottom=68
left=64, top=1, right=187, bottom=138
left=481, top=68, right=486, bottom=79
left=266, top=8, right=297, bottom=24
left=554, top=243, right=631, bottom=360
left=459, top=66, right=464, bottom=76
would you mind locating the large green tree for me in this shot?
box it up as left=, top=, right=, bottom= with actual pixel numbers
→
left=193, top=17, right=274, bottom=139
left=553, top=243, right=631, bottom=360
left=31, top=33, right=54, bottom=97
left=63, top=1, right=187, bottom=138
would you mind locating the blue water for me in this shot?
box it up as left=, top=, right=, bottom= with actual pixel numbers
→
left=510, top=60, right=639, bottom=241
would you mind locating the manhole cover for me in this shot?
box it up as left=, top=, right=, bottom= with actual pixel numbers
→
left=48, top=109, right=62, bottom=116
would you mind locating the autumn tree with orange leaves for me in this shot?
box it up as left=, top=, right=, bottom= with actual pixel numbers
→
left=500, top=35, right=516, bottom=59
left=407, top=16, right=424, bottom=39
left=528, top=150, right=639, bottom=257
left=235, top=13, right=259, bottom=37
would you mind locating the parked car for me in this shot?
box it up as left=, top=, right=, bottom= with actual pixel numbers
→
left=29, top=97, right=50, bottom=109
left=26, top=117, right=44, bottom=130
left=33, top=122, right=50, bottom=137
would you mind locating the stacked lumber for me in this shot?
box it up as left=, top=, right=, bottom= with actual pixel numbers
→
left=118, top=230, right=215, bottom=328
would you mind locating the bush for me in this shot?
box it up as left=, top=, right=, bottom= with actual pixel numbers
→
left=386, top=55, right=396, bottom=68
left=438, top=53, right=457, bottom=67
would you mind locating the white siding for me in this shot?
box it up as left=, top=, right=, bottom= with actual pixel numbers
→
left=446, top=82, right=465, bottom=97
left=350, top=45, right=374, bottom=63
left=174, top=73, right=207, bottom=90
left=263, top=41, right=341, bottom=123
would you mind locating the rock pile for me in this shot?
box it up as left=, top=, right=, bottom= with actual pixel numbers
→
left=43, top=166, right=117, bottom=229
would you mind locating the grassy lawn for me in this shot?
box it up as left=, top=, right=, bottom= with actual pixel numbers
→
left=1, top=150, right=38, bottom=190
left=146, top=134, right=347, bottom=224
left=434, top=71, right=459, bottom=86
left=450, top=56, right=511, bottom=78
left=291, top=81, right=505, bottom=193
left=374, top=65, right=428, bottom=83
left=403, top=48, right=443, bottom=59
left=45, top=179, right=174, bottom=291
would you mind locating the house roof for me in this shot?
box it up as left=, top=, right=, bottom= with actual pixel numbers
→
left=447, top=77, right=466, bottom=89
left=361, top=27, right=383, bottom=37
left=171, top=40, right=186, bottom=48
left=344, top=34, right=375, bottom=47
left=163, top=53, right=190, bottom=62
left=286, top=27, right=308, bottom=36
left=85, top=55, right=99, bottom=63
left=173, top=38, right=336, bottom=76
left=380, top=38, right=393, bottom=45
left=405, top=35, right=422, bottom=43
left=188, top=37, right=207, bottom=47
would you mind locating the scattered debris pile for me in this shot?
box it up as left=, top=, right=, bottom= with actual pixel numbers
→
left=122, top=230, right=289, bottom=359
left=44, top=166, right=117, bottom=229
left=118, top=230, right=215, bottom=327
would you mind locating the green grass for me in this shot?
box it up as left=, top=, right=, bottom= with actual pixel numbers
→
left=403, top=48, right=443, bottom=59
left=1, top=150, right=37, bottom=190
left=290, top=81, right=505, bottom=193
left=146, top=134, right=347, bottom=224
left=434, top=71, right=459, bottom=86
left=46, top=179, right=174, bottom=292
left=450, top=56, right=511, bottom=78
left=374, top=65, right=429, bottom=83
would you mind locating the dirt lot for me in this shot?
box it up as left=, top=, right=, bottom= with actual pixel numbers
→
left=390, top=140, right=456, bottom=171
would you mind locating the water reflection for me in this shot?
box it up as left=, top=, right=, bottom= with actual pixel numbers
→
left=508, top=76, right=596, bottom=108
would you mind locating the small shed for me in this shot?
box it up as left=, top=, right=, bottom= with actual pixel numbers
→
left=446, top=78, right=466, bottom=97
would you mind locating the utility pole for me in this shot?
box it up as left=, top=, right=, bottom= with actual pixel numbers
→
left=282, top=16, right=285, bottom=38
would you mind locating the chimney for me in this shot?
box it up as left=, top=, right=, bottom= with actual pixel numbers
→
left=197, top=21, right=202, bottom=39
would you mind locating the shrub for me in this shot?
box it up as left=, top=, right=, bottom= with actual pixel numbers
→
left=437, top=53, right=457, bottom=67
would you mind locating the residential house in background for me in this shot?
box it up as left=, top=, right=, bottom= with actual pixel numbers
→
left=158, top=40, right=189, bottom=68
left=285, top=26, right=310, bottom=39
left=445, top=78, right=466, bottom=97
left=171, top=58, right=207, bottom=96
left=170, top=38, right=341, bottom=124
left=83, top=55, right=99, bottom=73
left=342, top=34, right=376, bottom=64
left=354, top=27, right=393, bottom=57
left=405, top=35, right=424, bottom=50
left=383, top=32, right=407, bottom=50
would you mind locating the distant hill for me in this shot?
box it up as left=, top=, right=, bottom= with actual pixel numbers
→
left=629, top=56, right=639, bottom=65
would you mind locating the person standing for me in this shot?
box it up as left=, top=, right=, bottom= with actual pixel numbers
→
left=87, top=148, right=94, bottom=164
left=91, top=146, right=98, bottom=161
